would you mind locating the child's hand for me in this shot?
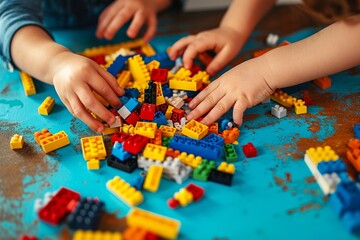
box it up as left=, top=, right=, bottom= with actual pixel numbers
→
left=169, top=27, right=245, bottom=75
left=96, top=0, right=158, bottom=42
left=187, top=58, right=274, bottom=126
left=51, top=52, right=124, bottom=132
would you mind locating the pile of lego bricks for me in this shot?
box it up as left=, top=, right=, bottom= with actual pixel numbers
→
left=304, top=124, right=360, bottom=234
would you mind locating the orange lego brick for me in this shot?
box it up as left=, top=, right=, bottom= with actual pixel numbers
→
left=20, top=71, right=36, bottom=96
left=159, top=125, right=176, bottom=137
left=143, top=165, right=163, bottom=192
left=117, top=70, right=131, bottom=89
left=314, top=77, right=331, bottom=90
left=270, top=89, right=297, bottom=108
left=347, top=138, right=360, bottom=171
left=34, top=129, right=52, bottom=145
left=134, top=122, right=157, bottom=139
left=348, top=138, right=360, bottom=151
left=182, top=120, right=209, bottom=140
left=219, top=128, right=240, bottom=144
left=10, top=134, right=24, bottom=149
left=208, top=122, right=219, bottom=134
left=141, top=43, right=156, bottom=56
left=123, top=226, right=147, bottom=240
left=38, top=96, right=55, bottom=115
left=39, top=131, right=70, bottom=153
left=143, top=143, right=167, bottom=161
left=81, top=136, right=107, bottom=161
left=150, top=129, right=162, bottom=145
left=166, top=148, right=181, bottom=158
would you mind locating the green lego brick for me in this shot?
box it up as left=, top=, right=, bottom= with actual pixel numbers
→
left=224, top=144, right=238, bottom=163
left=162, top=137, right=171, bottom=147
left=192, top=159, right=216, bottom=181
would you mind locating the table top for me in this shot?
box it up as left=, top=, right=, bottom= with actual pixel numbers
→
left=1, top=7, right=360, bottom=240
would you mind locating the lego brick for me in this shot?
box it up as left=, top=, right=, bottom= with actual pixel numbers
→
left=81, top=39, right=145, bottom=57
left=123, top=226, right=148, bottom=240
left=143, top=52, right=175, bottom=69
left=153, top=111, right=168, bottom=128
left=125, top=111, right=140, bottom=125
left=303, top=90, right=313, bottom=106
left=306, top=146, right=339, bottom=165
left=217, top=162, right=235, bottom=174
left=134, top=122, right=157, bottom=139
left=65, top=198, right=104, bottom=230
left=127, top=208, right=180, bottom=239
left=106, top=176, right=143, bottom=206
left=198, top=52, right=213, bottom=66
left=192, top=160, right=217, bottom=181
left=169, top=76, right=202, bottom=91
left=124, top=98, right=140, bottom=112
left=40, top=131, right=70, bottom=153
left=342, top=211, right=360, bottom=233
left=159, top=125, right=176, bottom=138
left=102, top=126, right=119, bottom=136
left=271, top=105, right=287, bottom=119
left=208, top=122, right=219, bottom=134
left=294, top=99, right=307, bottom=114
left=185, top=183, right=205, bottom=201
left=192, top=71, right=210, bottom=85
left=120, top=124, right=135, bottom=134
left=314, top=76, right=331, bottom=90
left=253, top=41, right=290, bottom=57
left=87, top=159, right=100, bottom=170
left=81, top=136, right=106, bottom=161
left=38, top=96, right=55, bottom=115
left=190, top=65, right=201, bottom=76
left=330, top=181, right=360, bottom=217
left=202, top=133, right=224, bottom=146
left=208, top=169, right=233, bottom=186
left=165, top=105, right=174, bottom=119
left=242, top=142, right=257, bottom=158
left=169, top=135, right=222, bottom=160
left=140, top=103, right=156, bottom=121
left=125, top=88, right=140, bottom=99
left=317, top=159, right=347, bottom=175
left=141, top=42, right=156, bottom=56
left=20, top=71, right=36, bottom=96
left=38, top=187, right=80, bottom=225
left=171, top=108, right=185, bottom=123
left=131, top=174, right=145, bottom=190
left=123, top=134, right=149, bottom=154
left=162, top=83, right=173, bottom=98
left=151, top=68, right=168, bottom=83
left=156, top=103, right=168, bottom=115
left=224, top=144, right=238, bottom=163
left=220, top=119, right=236, bottom=132
left=34, top=128, right=52, bottom=145
left=10, top=134, right=24, bottom=149
left=266, top=33, right=279, bottom=46
left=19, top=235, right=37, bottom=240
left=112, top=141, right=134, bottom=161
left=128, top=55, right=150, bottom=83
left=165, top=95, right=184, bottom=109
left=219, top=127, right=240, bottom=144
left=150, top=129, right=162, bottom=145
left=354, top=124, right=360, bottom=139
left=155, top=82, right=166, bottom=106
left=143, top=143, right=167, bottom=161
left=107, top=155, right=138, bottom=173
left=118, top=106, right=131, bottom=119
left=73, top=230, right=122, bottom=240
left=117, top=70, right=131, bottom=89
left=173, top=188, right=193, bottom=207
left=147, top=60, right=161, bottom=72
left=270, top=89, right=297, bottom=108
left=143, top=165, right=163, bottom=192
left=107, top=55, right=128, bottom=77
left=111, top=132, right=131, bottom=144
left=177, top=152, right=203, bottom=168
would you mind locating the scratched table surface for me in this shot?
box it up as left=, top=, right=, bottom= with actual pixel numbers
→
left=1, top=6, right=360, bottom=240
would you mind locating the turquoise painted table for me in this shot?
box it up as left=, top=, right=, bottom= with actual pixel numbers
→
left=1, top=24, right=360, bottom=240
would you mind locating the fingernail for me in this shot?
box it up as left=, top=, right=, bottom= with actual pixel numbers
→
left=187, top=113, right=193, bottom=120
left=118, top=87, right=125, bottom=95
left=188, top=101, right=194, bottom=108
left=96, top=125, right=104, bottom=133
left=108, top=116, right=115, bottom=125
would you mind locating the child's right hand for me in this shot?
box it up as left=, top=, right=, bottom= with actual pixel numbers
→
left=168, top=26, right=245, bottom=75
left=51, top=51, right=124, bottom=133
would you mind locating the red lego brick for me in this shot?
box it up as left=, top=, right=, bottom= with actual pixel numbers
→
left=140, top=103, right=156, bottom=121
left=190, top=65, right=201, bottom=77
left=242, top=142, right=257, bottom=158
left=38, top=187, right=80, bottom=225
left=185, top=183, right=204, bottom=201
left=167, top=198, right=180, bottom=209
left=303, top=90, right=313, bottom=106
left=156, top=103, right=168, bottom=115
left=111, top=132, right=131, bottom=144
left=198, top=52, right=213, bottom=66
left=184, top=98, right=193, bottom=103
left=88, top=55, right=106, bottom=65
left=19, top=235, right=37, bottom=240
left=171, top=108, right=185, bottom=123
left=125, top=111, right=140, bottom=125
left=145, top=232, right=159, bottom=240
left=123, top=134, right=149, bottom=154
left=151, top=68, right=168, bottom=83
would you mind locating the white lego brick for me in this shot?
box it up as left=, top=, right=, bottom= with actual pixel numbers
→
left=166, top=96, right=184, bottom=109
left=266, top=33, right=279, bottom=47
left=167, top=119, right=174, bottom=127
left=180, top=117, right=187, bottom=127
left=110, top=116, right=123, bottom=128
left=174, top=122, right=183, bottom=131
left=118, top=106, right=131, bottom=119
left=271, top=104, right=287, bottom=119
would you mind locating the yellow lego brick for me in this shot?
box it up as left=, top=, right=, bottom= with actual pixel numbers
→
left=102, top=126, right=120, bottom=136
left=174, top=188, right=193, bottom=207
left=127, top=208, right=181, bottom=239
left=20, top=71, right=36, bottom=96
left=147, top=60, right=160, bottom=72
left=93, top=91, right=109, bottom=107
left=143, top=143, right=167, bottom=161
left=141, top=43, right=156, bottom=56
left=134, top=122, right=157, bottom=139
left=155, top=82, right=165, bottom=106
left=34, top=128, right=52, bottom=145
left=270, top=89, right=297, bottom=108
left=159, top=125, right=176, bottom=137
left=106, top=176, right=143, bottom=207
left=167, top=71, right=174, bottom=80
left=81, top=136, right=107, bottom=161
left=117, top=70, right=131, bottom=89
left=181, top=120, right=209, bottom=140
left=123, top=226, right=147, bottom=240
left=174, top=67, right=191, bottom=78
left=177, top=152, right=203, bottom=168
left=40, top=131, right=70, bottom=153
left=169, top=77, right=202, bottom=91
left=38, top=96, right=55, bottom=115
left=10, top=134, right=24, bottom=149
left=81, top=39, right=145, bottom=57
left=165, top=105, right=174, bottom=120
left=128, top=55, right=150, bottom=83
left=87, top=159, right=100, bottom=170
left=294, top=99, right=307, bottom=114
left=193, top=71, right=210, bottom=85
left=143, top=165, right=163, bottom=192
left=305, top=146, right=339, bottom=165
left=217, top=162, right=236, bottom=174
left=73, top=230, right=122, bottom=240
left=120, top=124, right=135, bottom=134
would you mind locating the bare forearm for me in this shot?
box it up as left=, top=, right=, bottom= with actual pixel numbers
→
left=11, top=26, right=70, bottom=84
left=262, top=14, right=360, bottom=89
left=220, top=0, right=277, bottom=37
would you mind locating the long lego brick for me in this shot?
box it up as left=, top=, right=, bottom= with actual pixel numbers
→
left=169, top=135, right=222, bottom=160
left=38, top=96, right=55, bottom=115
left=106, top=176, right=143, bottom=206
left=107, top=155, right=138, bottom=173
left=117, top=70, right=131, bottom=89
left=73, top=230, right=122, bottom=240
left=127, top=208, right=181, bottom=239
left=107, top=55, right=128, bottom=77
left=38, top=187, right=80, bottom=225
left=141, top=43, right=156, bottom=56
left=39, top=131, right=70, bottom=153
left=143, top=52, right=175, bottom=69
left=143, top=165, right=163, bottom=192
left=20, top=71, right=36, bottom=96
left=128, top=55, right=150, bottom=83
left=208, top=169, right=233, bottom=186
left=81, top=136, right=106, bottom=161
left=270, top=89, right=297, bottom=108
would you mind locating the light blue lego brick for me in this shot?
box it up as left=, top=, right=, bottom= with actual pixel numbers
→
left=124, top=98, right=140, bottom=112
left=120, top=96, right=130, bottom=106
left=354, top=124, right=360, bottom=139
left=112, top=141, right=133, bottom=161
left=342, top=210, right=360, bottom=233
left=131, top=174, right=145, bottom=190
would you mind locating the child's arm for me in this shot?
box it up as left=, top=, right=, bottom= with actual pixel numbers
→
left=187, top=14, right=360, bottom=126
left=169, top=0, right=276, bottom=75
left=96, top=0, right=172, bottom=42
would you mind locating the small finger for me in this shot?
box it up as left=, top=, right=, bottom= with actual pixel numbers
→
left=96, top=64, right=124, bottom=96
left=188, top=79, right=220, bottom=109
left=168, top=36, right=195, bottom=60
left=200, top=96, right=234, bottom=125
left=182, top=40, right=215, bottom=69
left=142, top=14, right=157, bottom=42
left=127, top=11, right=145, bottom=38
left=104, top=8, right=134, bottom=40
left=232, top=99, right=247, bottom=126
left=206, top=47, right=234, bottom=75
left=96, top=3, right=122, bottom=38
left=88, top=74, right=121, bottom=109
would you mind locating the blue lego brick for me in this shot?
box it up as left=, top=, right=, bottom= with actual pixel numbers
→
left=107, top=155, right=138, bottom=173
left=131, top=174, right=145, bottom=190
left=185, top=90, right=199, bottom=98
left=202, top=133, right=225, bottom=147
left=112, top=142, right=133, bottom=161
left=144, top=52, right=175, bottom=68
left=107, top=55, right=128, bottom=77
left=124, top=98, right=140, bottom=112
left=342, top=210, right=360, bottom=233
left=330, top=182, right=360, bottom=217
left=220, top=119, right=236, bottom=132
left=125, top=88, right=140, bottom=99
left=317, top=159, right=347, bottom=175
left=65, top=198, right=104, bottom=230
left=354, top=124, right=360, bottom=139
left=169, top=135, right=222, bottom=160
left=338, top=172, right=352, bottom=183
left=162, top=84, right=173, bottom=98
left=153, top=111, right=168, bottom=127
left=120, top=96, right=130, bottom=106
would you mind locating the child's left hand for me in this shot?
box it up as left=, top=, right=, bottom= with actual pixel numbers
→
left=186, top=58, right=274, bottom=126
left=96, top=0, right=158, bottom=41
